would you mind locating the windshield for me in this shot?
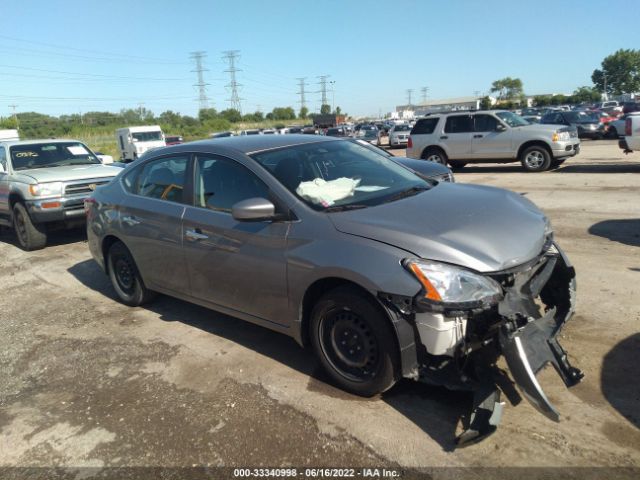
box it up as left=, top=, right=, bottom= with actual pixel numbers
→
left=10, top=142, right=101, bottom=171
left=132, top=131, right=163, bottom=142
left=359, top=130, right=378, bottom=139
left=565, top=112, right=593, bottom=123
left=495, top=111, right=529, bottom=127
left=250, top=140, right=429, bottom=211
left=393, top=125, right=411, bottom=131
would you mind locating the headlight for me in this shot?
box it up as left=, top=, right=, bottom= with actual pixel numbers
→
left=552, top=131, right=570, bottom=142
left=404, top=259, right=503, bottom=308
left=28, top=182, right=63, bottom=197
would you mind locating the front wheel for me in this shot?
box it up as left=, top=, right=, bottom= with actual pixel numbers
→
left=310, top=286, right=399, bottom=397
left=520, top=146, right=551, bottom=172
left=107, top=241, right=156, bottom=306
left=12, top=203, right=47, bottom=251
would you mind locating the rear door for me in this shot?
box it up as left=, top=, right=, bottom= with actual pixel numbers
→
left=0, top=146, right=9, bottom=222
left=182, top=154, right=290, bottom=325
left=442, top=115, right=473, bottom=159
left=471, top=114, right=513, bottom=159
left=117, top=154, right=191, bottom=295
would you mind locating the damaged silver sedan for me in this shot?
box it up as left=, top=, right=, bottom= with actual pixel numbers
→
left=86, top=135, right=583, bottom=445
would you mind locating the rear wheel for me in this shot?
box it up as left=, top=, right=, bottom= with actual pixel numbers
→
left=12, top=203, right=47, bottom=251
left=422, top=147, right=448, bottom=165
left=520, top=145, right=551, bottom=172
left=107, top=241, right=156, bottom=306
left=310, top=286, right=399, bottom=397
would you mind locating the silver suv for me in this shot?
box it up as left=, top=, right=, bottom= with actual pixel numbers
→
left=0, top=139, right=121, bottom=250
left=406, top=110, right=580, bottom=172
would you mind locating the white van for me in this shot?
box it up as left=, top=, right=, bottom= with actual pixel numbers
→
left=0, top=129, right=20, bottom=142
left=116, top=126, right=165, bottom=162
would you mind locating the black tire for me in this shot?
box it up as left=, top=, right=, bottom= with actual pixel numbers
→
left=422, top=147, right=448, bottom=166
left=448, top=160, right=467, bottom=170
left=107, top=241, right=156, bottom=306
left=12, top=203, right=47, bottom=251
left=520, top=145, right=551, bottom=172
left=309, top=286, right=400, bottom=397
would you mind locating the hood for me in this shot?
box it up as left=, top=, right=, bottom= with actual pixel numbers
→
left=522, top=123, right=561, bottom=133
left=18, top=164, right=123, bottom=183
left=328, top=183, right=548, bottom=273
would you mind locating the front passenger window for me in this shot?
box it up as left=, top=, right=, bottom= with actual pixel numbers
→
left=444, top=115, right=473, bottom=133
left=195, top=156, right=269, bottom=212
left=136, top=156, right=188, bottom=203
left=474, top=115, right=499, bottom=132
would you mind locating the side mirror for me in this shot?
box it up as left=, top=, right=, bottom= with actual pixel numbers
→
left=230, top=197, right=276, bottom=222
left=496, top=123, right=507, bottom=132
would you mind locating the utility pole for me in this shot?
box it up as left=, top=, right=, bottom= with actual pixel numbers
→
left=421, top=87, right=429, bottom=104
left=474, top=90, right=481, bottom=98
left=190, top=51, right=210, bottom=111
left=318, top=75, right=330, bottom=107
left=8, top=104, right=18, bottom=129
left=329, top=80, right=336, bottom=112
left=137, top=102, right=145, bottom=120
left=296, top=77, right=308, bottom=109
left=603, top=72, right=608, bottom=100
left=406, top=89, right=413, bottom=107
left=223, top=50, right=243, bottom=114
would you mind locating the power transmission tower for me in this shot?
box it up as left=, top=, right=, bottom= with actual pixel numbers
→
left=421, top=87, right=429, bottom=104
left=190, top=51, right=210, bottom=111
left=8, top=104, right=19, bottom=128
left=223, top=50, right=243, bottom=113
left=297, top=78, right=308, bottom=108
left=406, top=89, right=413, bottom=107
left=317, top=75, right=330, bottom=107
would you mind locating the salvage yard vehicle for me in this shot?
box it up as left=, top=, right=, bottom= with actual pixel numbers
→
left=388, top=124, right=412, bottom=148
left=86, top=134, right=583, bottom=445
left=116, top=125, right=166, bottom=162
left=0, top=139, right=122, bottom=250
left=406, top=110, right=581, bottom=171
left=619, top=111, right=640, bottom=153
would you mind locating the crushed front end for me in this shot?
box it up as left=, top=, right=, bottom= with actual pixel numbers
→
left=391, top=242, right=584, bottom=446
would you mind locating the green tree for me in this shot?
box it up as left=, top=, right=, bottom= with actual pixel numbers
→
left=592, top=49, right=640, bottom=96
left=198, top=108, right=219, bottom=123
left=479, top=96, right=492, bottom=110
left=320, top=104, right=331, bottom=114
left=219, top=109, right=242, bottom=123
left=270, top=107, right=296, bottom=121
left=334, top=106, right=342, bottom=116
left=490, top=77, right=524, bottom=101
left=158, top=110, right=183, bottom=125
left=299, top=106, right=309, bottom=119
left=572, top=86, right=601, bottom=103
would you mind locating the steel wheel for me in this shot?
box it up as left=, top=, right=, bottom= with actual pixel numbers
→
left=525, top=150, right=545, bottom=169
left=319, top=308, right=380, bottom=383
left=113, top=255, right=135, bottom=295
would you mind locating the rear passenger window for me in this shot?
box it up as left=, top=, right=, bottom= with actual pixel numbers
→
left=136, top=156, right=189, bottom=204
left=410, top=118, right=438, bottom=135
left=444, top=115, right=473, bottom=133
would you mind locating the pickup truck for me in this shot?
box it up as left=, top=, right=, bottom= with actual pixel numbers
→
left=620, top=112, right=640, bottom=153
left=0, top=139, right=122, bottom=250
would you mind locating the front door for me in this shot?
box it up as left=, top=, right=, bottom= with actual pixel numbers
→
left=182, top=154, right=290, bottom=325
left=471, top=114, right=513, bottom=159
left=0, top=147, right=10, bottom=223
left=118, top=154, right=190, bottom=295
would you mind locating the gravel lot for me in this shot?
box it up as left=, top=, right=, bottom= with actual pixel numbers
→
left=0, top=140, right=639, bottom=477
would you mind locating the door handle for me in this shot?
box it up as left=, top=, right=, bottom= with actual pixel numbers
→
left=185, top=229, right=209, bottom=240
left=474, top=134, right=484, bottom=138
left=440, top=135, right=448, bottom=140
left=122, top=215, right=140, bottom=226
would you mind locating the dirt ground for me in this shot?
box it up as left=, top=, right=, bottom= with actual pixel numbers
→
left=0, top=139, right=639, bottom=477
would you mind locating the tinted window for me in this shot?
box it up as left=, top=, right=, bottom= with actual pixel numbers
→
left=541, top=113, right=564, bottom=124
left=136, top=156, right=188, bottom=203
left=444, top=115, right=473, bottom=133
left=132, top=131, right=163, bottom=142
left=0, top=147, right=6, bottom=170
left=195, top=156, right=269, bottom=212
left=474, top=114, right=499, bottom=132
left=411, top=118, right=438, bottom=135
left=393, top=125, right=411, bottom=132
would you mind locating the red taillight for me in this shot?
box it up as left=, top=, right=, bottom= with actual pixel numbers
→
left=407, top=137, right=413, bottom=149
left=626, top=118, right=632, bottom=136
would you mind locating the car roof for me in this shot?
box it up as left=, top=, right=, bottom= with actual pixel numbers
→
left=155, top=134, right=338, bottom=156
left=0, top=138, right=85, bottom=147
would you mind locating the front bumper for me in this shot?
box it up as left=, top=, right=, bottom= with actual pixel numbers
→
left=552, top=142, right=580, bottom=158
left=26, top=195, right=87, bottom=224
left=407, top=243, right=582, bottom=445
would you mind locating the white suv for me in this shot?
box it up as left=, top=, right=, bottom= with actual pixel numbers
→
left=406, top=110, right=580, bottom=172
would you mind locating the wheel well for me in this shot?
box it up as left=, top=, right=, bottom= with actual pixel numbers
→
left=101, top=235, right=121, bottom=274
left=517, top=141, right=552, bottom=160
left=9, top=193, right=23, bottom=209
left=300, top=277, right=394, bottom=348
left=420, top=145, right=445, bottom=159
